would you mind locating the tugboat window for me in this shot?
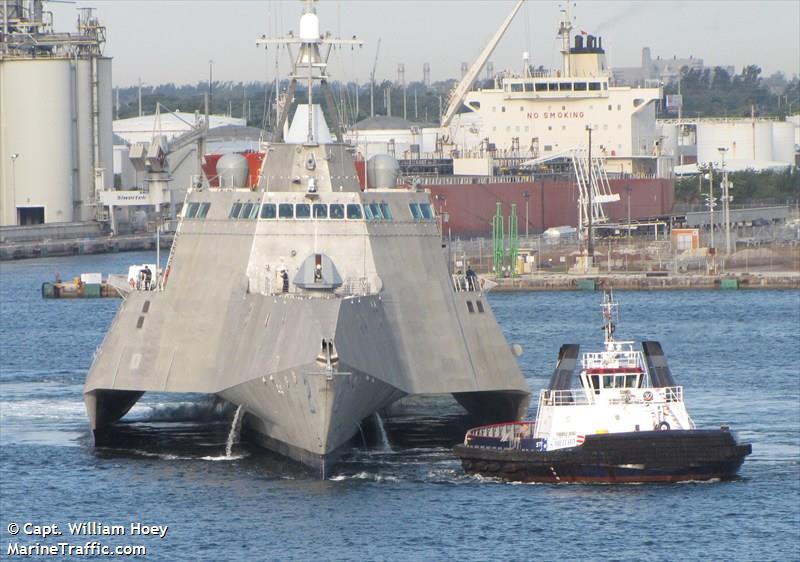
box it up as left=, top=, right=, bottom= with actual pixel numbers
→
left=590, top=374, right=600, bottom=394
left=260, top=203, right=277, bottom=219
left=185, top=202, right=199, bottom=219
left=313, top=204, right=328, bottom=219
left=295, top=203, right=311, bottom=219
left=346, top=204, right=363, bottom=219
left=380, top=203, right=393, bottom=220
left=229, top=202, right=242, bottom=218
left=330, top=204, right=345, bottom=219
left=278, top=203, right=294, bottom=219
left=197, top=203, right=211, bottom=218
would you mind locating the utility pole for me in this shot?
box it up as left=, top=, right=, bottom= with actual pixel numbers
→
left=718, top=147, right=732, bottom=255
left=586, top=125, right=595, bottom=262
left=138, top=78, right=142, bottom=117
left=10, top=153, right=19, bottom=224
left=625, top=185, right=633, bottom=244
left=704, top=166, right=715, bottom=250
left=522, top=191, right=530, bottom=238
left=208, top=59, right=214, bottom=113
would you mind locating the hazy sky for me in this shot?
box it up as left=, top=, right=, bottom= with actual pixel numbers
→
left=49, top=1, right=800, bottom=87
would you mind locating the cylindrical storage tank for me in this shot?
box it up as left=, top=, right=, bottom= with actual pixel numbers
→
left=366, top=154, right=400, bottom=189
left=74, top=56, right=114, bottom=221
left=772, top=122, right=795, bottom=164
left=217, top=153, right=250, bottom=188
left=0, top=59, right=75, bottom=225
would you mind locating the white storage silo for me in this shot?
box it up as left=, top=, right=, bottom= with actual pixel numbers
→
left=0, top=5, right=113, bottom=226
left=0, top=59, right=75, bottom=225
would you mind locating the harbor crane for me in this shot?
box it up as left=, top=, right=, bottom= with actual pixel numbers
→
left=440, top=0, right=524, bottom=127
left=370, top=37, right=381, bottom=117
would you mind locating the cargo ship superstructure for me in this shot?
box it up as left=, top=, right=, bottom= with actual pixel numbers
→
left=83, top=2, right=530, bottom=476
left=342, top=2, right=674, bottom=237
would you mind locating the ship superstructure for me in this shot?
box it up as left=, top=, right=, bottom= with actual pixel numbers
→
left=448, top=4, right=665, bottom=177
left=83, top=1, right=530, bottom=476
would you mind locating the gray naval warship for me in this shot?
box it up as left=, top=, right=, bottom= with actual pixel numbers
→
left=83, top=2, right=530, bottom=476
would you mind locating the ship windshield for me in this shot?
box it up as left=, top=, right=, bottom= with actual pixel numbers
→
left=346, top=204, right=363, bottom=219
left=313, top=204, right=328, bottom=219
left=379, top=203, right=393, bottom=220
left=278, top=204, right=294, bottom=219
left=295, top=204, right=311, bottom=219
left=197, top=203, right=211, bottom=218
left=184, top=202, right=199, bottom=219
left=330, top=204, right=345, bottom=219
left=409, top=203, right=423, bottom=220
left=368, top=203, right=383, bottom=220
left=229, top=202, right=242, bottom=219
left=240, top=202, right=256, bottom=219
left=260, top=203, right=276, bottom=219
left=419, top=203, right=434, bottom=220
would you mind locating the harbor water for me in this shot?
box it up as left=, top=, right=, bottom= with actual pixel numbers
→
left=1, top=251, right=798, bottom=561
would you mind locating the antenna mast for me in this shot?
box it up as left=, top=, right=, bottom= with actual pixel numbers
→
left=256, top=0, right=362, bottom=143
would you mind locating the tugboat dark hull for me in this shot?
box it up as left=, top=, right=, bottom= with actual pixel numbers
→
left=454, top=430, right=751, bottom=483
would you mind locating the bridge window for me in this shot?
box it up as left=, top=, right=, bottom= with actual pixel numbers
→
left=260, top=203, right=276, bottom=219
left=548, top=83, right=559, bottom=91
left=511, top=83, right=523, bottom=92
left=589, top=82, right=601, bottom=91
left=346, top=203, right=363, bottom=219
left=409, top=203, right=423, bottom=220
left=379, top=203, right=393, bottom=220
left=197, top=203, right=211, bottom=218
left=278, top=203, right=294, bottom=219
left=574, top=82, right=587, bottom=91
left=240, top=202, right=257, bottom=219
left=524, top=83, right=534, bottom=92
left=296, top=203, right=311, bottom=219
left=559, top=83, right=572, bottom=91
left=466, top=301, right=475, bottom=313
left=367, top=203, right=383, bottom=220
left=330, top=204, right=345, bottom=219
left=229, top=202, right=242, bottom=218
left=476, top=301, right=485, bottom=313
left=419, top=203, right=434, bottom=219
left=535, top=83, right=548, bottom=92
left=313, top=203, right=328, bottom=219
left=184, top=202, right=199, bottom=219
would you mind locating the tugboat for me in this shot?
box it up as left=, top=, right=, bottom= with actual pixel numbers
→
left=454, top=291, right=752, bottom=483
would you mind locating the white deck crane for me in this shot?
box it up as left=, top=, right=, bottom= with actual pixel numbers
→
left=440, top=0, right=524, bottom=128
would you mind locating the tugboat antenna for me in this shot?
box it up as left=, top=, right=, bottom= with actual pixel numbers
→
left=602, top=289, right=618, bottom=343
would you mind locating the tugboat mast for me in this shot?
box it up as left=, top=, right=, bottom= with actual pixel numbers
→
left=601, top=290, right=618, bottom=345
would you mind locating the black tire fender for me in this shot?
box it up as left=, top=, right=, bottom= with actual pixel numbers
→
left=658, top=421, right=671, bottom=431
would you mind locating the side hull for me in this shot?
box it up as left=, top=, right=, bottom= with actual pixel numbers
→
left=454, top=430, right=751, bottom=483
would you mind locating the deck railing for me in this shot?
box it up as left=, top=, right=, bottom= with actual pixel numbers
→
left=537, top=386, right=685, bottom=407
left=463, top=421, right=542, bottom=450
